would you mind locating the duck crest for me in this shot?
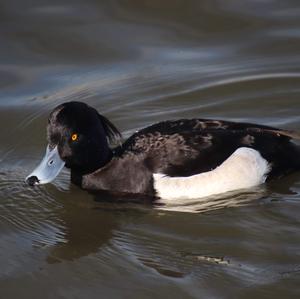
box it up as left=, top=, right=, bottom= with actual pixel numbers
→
left=97, top=113, right=122, bottom=145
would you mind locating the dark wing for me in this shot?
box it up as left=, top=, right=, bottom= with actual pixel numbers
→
left=117, top=120, right=300, bottom=178
left=134, top=118, right=282, bottom=135
left=120, top=117, right=300, bottom=147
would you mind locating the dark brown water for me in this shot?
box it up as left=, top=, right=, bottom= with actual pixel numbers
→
left=1, top=1, right=300, bottom=298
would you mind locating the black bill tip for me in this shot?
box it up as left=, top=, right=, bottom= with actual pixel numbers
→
left=26, top=176, right=40, bottom=186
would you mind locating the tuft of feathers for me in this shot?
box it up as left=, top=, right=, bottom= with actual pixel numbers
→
left=98, top=114, right=122, bottom=145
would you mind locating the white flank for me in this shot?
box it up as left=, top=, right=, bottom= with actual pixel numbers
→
left=153, top=147, right=270, bottom=201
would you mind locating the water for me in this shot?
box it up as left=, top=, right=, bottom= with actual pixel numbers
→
left=1, top=0, right=300, bottom=298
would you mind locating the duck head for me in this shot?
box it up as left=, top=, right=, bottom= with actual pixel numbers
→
left=26, top=101, right=121, bottom=186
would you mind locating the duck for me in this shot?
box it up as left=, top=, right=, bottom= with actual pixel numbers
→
left=26, top=101, right=300, bottom=200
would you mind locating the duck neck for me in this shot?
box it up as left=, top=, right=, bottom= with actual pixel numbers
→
left=70, top=147, right=113, bottom=187
left=93, top=145, right=113, bottom=172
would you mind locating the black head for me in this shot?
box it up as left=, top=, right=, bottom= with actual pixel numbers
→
left=47, top=101, right=121, bottom=174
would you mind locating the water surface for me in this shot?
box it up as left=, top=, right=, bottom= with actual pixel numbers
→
left=1, top=0, right=300, bottom=298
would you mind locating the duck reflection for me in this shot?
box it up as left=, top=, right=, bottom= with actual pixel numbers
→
left=47, top=206, right=115, bottom=263
left=45, top=171, right=300, bottom=264
left=46, top=186, right=151, bottom=263
left=154, top=186, right=268, bottom=213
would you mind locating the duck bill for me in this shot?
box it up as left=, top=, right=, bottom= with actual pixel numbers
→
left=26, top=145, right=65, bottom=186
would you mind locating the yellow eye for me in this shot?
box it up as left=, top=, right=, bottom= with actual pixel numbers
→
left=71, top=133, right=78, bottom=141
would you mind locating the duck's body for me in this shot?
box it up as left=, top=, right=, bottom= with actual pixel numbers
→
left=78, top=118, right=300, bottom=197
left=26, top=102, right=300, bottom=199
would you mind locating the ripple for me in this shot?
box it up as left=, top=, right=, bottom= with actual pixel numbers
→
left=0, top=168, right=65, bottom=246
left=113, top=230, right=190, bottom=278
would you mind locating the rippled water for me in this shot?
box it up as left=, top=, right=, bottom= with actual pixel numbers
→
left=1, top=1, right=300, bottom=298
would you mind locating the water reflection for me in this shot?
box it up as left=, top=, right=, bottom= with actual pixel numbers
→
left=156, top=186, right=269, bottom=213
left=46, top=204, right=119, bottom=263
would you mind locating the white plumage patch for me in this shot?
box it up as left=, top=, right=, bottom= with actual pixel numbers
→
left=153, top=147, right=270, bottom=201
